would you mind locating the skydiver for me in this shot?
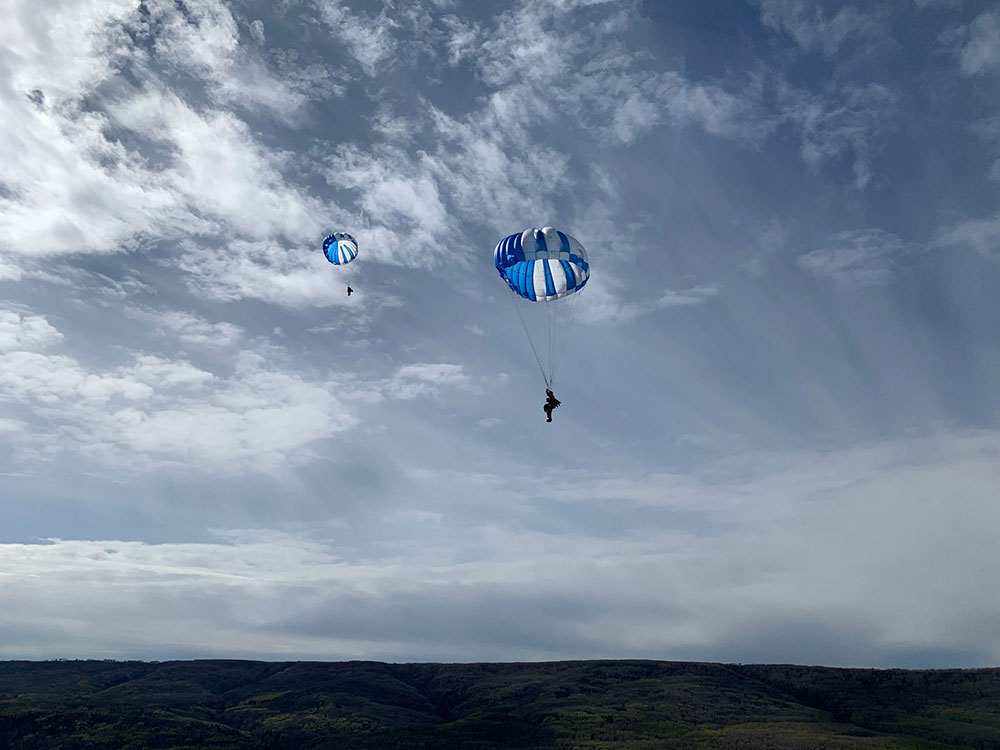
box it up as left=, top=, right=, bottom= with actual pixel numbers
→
left=347, top=285, right=354, bottom=296
left=543, top=388, right=561, bottom=423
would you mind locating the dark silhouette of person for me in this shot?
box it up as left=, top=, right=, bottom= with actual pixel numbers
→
left=347, top=286, right=354, bottom=296
left=543, top=388, right=561, bottom=422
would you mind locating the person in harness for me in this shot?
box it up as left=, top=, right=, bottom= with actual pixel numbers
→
left=347, top=286, right=354, bottom=296
left=543, top=388, right=561, bottom=423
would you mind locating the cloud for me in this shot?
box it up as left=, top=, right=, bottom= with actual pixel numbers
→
left=955, top=7, right=1000, bottom=75
left=108, top=89, right=328, bottom=243
left=315, top=0, right=793, bottom=278
left=0, top=305, right=359, bottom=473
left=474, top=1, right=773, bottom=146
left=440, top=15, right=480, bottom=66
left=0, top=309, right=64, bottom=352
left=0, top=0, right=346, bottom=303
left=797, top=229, right=910, bottom=287
left=316, top=2, right=398, bottom=77
left=0, top=0, right=137, bottom=101
left=0, top=88, right=181, bottom=260
left=782, top=83, right=897, bottom=190
left=1, top=427, right=999, bottom=664
left=249, top=19, right=266, bottom=45
left=125, top=307, right=243, bottom=349
left=579, top=281, right=719, bottom=325
left=756, top=1, right=884, bottom=56
left=386, top=363, right=476, bottom=400
left=175, top=239, right=354, bottom=307
left=743, top=220, right=793, bottom=275
left=934, top=214, right=1000, bottom=257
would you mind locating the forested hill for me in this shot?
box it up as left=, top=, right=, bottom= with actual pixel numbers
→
left=2, top=659, right=999, bottom=749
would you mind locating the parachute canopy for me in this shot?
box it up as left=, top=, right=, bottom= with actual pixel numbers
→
left=494, top=227, right=589, bottom=301
left=322, top=232, right=359, bottom=265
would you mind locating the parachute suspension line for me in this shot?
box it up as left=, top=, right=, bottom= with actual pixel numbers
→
left=549, top=291, right=583, bottom=388
left=507, top=287, right=550, bottom=388
left=549, top=300, right=558, bottom=388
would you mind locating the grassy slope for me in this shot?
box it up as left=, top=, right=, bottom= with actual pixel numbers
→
left=0, top=660, right=998, bottom=749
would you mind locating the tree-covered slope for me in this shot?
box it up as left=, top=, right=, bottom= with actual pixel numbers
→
left=1, top=659, right=998, bottom=749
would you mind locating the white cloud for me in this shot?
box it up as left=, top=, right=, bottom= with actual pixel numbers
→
left=440, top=15, right=480, bottom=66
left=798, top=229, right=909, bottom=287
left=0, top=305, right=359, bottom=473
left=109, top=90, right=328, bottom=243
left=0, top=92, right=181, bottom=259
left=783, top=83, right=897, bottom=190
left=249, top=19, right=266, bottom=45
left=386, top=363, right=475, bottom=400
left=126, top=307, right=243, bottom=348
left=0, top=0, right=347, bottom=305
left=0, top=417, right=27, bottom=435
left=175, top=239, right=351, bottom=307
left=957, top=7, right=1000, bottom=75
left=317, top=2, right=398, bottom=77
left=756, top=1, right=884, bottom=56
left=0, top=310, right=64, bottom=352
left=934, top=214, right=1000, bottom=257
left=579, top=280, right=719, bottom=325
left=0, top=0, right=137, bottom=102
left=1, top=427, right=999, bottom=663
left=137, top=0, right=334, bottom=118
left=743, top=220, right=793, bottom=276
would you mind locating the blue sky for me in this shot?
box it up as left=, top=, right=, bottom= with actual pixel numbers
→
left=1, top=0, right=1000, bottom=668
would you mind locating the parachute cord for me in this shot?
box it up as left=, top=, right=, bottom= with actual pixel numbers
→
left=545, top=300, right=559, bottom=388
left=507, top=288, right=550, bottom=388
left=549, top=291, right=582, bottom=388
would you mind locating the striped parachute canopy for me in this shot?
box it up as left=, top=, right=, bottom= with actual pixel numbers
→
left=322, top=232, right=359, bottom=265
left=494, top=227, right=589, bottom=301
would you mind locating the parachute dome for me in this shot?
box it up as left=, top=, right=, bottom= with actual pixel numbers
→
left=322, top=232, right=358, bottom=265
left=494, top=227, right=589, bottom=301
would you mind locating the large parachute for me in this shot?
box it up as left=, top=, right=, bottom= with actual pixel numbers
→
left=495, top=226, right=590, bottom=388
left=322, top=232, right=359, bottom=265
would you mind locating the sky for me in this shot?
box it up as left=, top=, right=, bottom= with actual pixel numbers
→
left=1, top=0, right=1000, bottom=669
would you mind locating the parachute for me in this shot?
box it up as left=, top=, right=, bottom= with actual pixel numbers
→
left=494, top=227, right=590, bottom=388
left=322, top=232, right=358, bottom=265
left=323, top=232, right=358, bottom=297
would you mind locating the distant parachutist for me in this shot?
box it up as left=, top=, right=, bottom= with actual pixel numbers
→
left=322, top=232, right=358, bottom=301
left=543, top=389, right=561, bottom=423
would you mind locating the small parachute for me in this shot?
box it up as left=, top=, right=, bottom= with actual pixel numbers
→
left=495, top=227, right=590, bottom=388
left=322, top=232, right=359, bottom=265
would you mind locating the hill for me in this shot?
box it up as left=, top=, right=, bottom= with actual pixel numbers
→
left=1, top=659, right=999, bottom=748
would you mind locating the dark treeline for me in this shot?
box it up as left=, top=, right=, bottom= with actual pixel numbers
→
left=1, top=659, right=999, bottom=748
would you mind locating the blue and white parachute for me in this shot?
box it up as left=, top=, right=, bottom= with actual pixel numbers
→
left=322, top=232, right=359, bottom=265
left=494, top=227, right=589, bottom=301
left=495, top=227, right=590, bottom=389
